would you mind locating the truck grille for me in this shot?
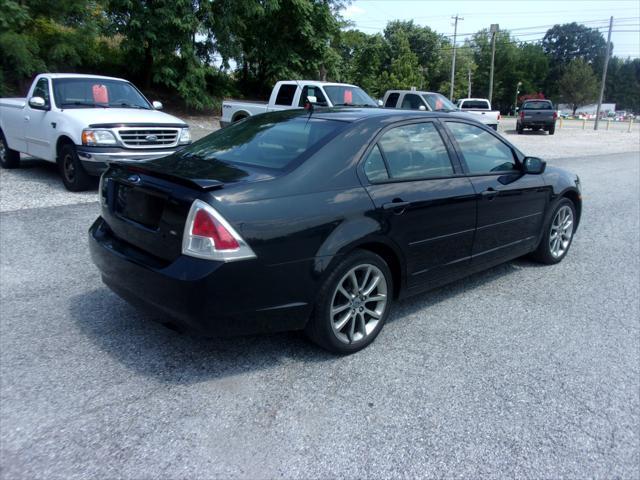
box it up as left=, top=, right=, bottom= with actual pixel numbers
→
left=117, top=128, right=180, bottom=148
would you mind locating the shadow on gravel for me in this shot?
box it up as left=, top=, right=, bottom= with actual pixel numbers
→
left=69, top=257, right=545, bottom=383
left=503, top=129, right=550, bottom=136
left=8, top=158, right=99, bottom=190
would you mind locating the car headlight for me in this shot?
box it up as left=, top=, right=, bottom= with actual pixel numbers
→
left=179, top=127, right=191, bottom=144
left=82, top=129, right=117, bottom=146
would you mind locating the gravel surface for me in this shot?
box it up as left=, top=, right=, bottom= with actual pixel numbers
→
left=1, top=150, right=639, bottom=478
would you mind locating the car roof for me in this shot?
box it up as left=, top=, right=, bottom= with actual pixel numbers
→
left=40, top=73, right=128, bottom=82
left=280, top=80, right=358, bottom=87
left=280, top=107, right=476, bottom=124
left=385, top=90, right=438, bottom=95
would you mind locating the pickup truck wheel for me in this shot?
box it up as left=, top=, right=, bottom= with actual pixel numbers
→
left=0, top=131, right=21, bottom=169
left=59, top=144, right=92, bottom=191
left=548, top=125, right=556, bottom=135
left=516, top=124, right=523, bottom=134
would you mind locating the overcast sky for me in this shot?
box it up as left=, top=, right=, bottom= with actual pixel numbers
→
left=341, top=0, right=640, bottom=58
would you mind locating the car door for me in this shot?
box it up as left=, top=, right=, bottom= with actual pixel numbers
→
left=361, top=120, right=477, bottom=292
left=442, top=120, right=549, bottom=267
left=25, top=77, right=53, bottom=159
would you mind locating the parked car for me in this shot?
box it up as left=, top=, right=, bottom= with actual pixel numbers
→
left=220, top=80, right=378, bottom=127
left=383, top=90, right=499, bottom=130
left=89, top=108, right=582, bottom=354
left=0, top=73, right=191, bottom=191
left=456, top=98, right=501, bottom=130
left=517, top=99, right=557, bottom=135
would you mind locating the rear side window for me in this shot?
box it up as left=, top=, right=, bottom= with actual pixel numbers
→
left=274, top=84, right=297, bottom=106
left=401, top=94, right=424, bottom=110
left=523, top=101, right=553, bottom=110
left=384, top=92, right=400, bottom=108
left=446, top=122, right=517, bottom=174
left=375, top=122, right=454, bottom=180
left=176, top=112, right=345, bottom=170
left=363, top=145, right=389, bottom=182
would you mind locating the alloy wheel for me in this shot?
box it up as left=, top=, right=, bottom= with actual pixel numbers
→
left=330, top=263, right=388, bottom=344
left=549, top=205, right=574, bottom=258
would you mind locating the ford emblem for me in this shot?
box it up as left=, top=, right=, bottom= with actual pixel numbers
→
left=145, top=134, right=158, bottom=142
left=127, top=174, right=141, bottom=184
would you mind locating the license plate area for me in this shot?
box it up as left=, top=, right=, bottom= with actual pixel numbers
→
left=115, top=183, right=167, bottom=230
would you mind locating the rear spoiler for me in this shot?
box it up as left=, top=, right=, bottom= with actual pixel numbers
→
left=107, top=160, right=225, bottom=191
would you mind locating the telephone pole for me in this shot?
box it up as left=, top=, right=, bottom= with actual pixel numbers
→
left=467, top=67, right=472, bottom=98
left=594, top=16, right=613, bottom=130
left=449, top=14, right=463, bottom=100
left=488, top=24, right=499, bottom=104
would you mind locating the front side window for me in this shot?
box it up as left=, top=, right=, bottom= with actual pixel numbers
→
left=274, top=84, right=297, bottom=106
left=374, top=122, right=454, bottom=181
left=298, top=85, right=328, bottom=107
left=52, top=78, right=150, bottom=109
left=32, top=79, right=50, bottom=107
left=446, top=122, right=517, bottom=174
left=384, top=92, right=400, bottom=108
left=401, top=94, right=425, bottom=110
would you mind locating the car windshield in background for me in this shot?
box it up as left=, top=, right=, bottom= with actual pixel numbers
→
left=460, top=100, right=490, bottom=109
left=324, top=86, right=377, bottom=107
left=523, top=101, right=553, bottom=110
left=422, top=93, right=457, bottom=111
left=52, top=78, right=151, bottom=109
left=176, top=112, right=346, bottom=170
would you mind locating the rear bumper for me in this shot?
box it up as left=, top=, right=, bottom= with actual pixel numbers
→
left=77, top=146, right=183, bottom=176
left=519, top=119, right=555, bottom=128
left=88, top=217, right=313, bottom=336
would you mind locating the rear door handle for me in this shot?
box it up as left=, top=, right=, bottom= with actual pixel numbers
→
left=382, top=200, right=410, bottom=212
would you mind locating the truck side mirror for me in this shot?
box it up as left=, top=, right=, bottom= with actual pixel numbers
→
left=28, top=97, right=47, bottom=110
left=418, top=105, right=427, bottom=111
left=378, top=99, right=383, bottom=107
left=152, top=101, right=163, bottom=110
left=306, top=95, right=317, bottom=104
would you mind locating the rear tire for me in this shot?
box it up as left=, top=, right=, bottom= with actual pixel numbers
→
left=0, top=131, right=21, bottom=169
left=530, top=198, right=576, bottom=264
left=516, top=123, right=523, bottom=134
left=548, top=125, right=556, bottom=135
left=305, top=250, right=393, bottom=354
left=58, top=143, right=92, bottom=191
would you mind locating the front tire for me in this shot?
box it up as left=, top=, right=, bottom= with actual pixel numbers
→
left=530, top=198, right=576, bottom=264
left=305, top=250, right=393, bottom=354
left=0, top=131, right=21, bottom=169
left=59, top=143, right=92, bottom=191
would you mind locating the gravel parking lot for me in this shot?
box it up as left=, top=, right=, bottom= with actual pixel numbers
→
left=0, top=119, right=639, bottom=478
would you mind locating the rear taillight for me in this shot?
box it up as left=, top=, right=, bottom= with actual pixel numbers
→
left=520, top=111, right=525, bottom=119
left=553, top=111, right=558, bottom=120
left=182, top=199, right=256, bottom=261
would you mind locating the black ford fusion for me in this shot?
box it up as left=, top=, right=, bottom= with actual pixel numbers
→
left=89, top=108, right=581, bottom=353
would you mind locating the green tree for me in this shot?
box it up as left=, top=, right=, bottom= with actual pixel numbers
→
left=557, top=58, right=598, bottom=115
left=606, top=57, right=640, bottom=113
left=377, top=31, right=421, bottom=93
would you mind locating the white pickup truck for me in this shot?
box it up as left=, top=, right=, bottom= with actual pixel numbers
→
left=456, top=98, right=501, bottom=130
left=382, top=89, right=500, bottom=130
left=0, top=73, right=191, bottom=190
left=220, top=80, right=378, bottom=127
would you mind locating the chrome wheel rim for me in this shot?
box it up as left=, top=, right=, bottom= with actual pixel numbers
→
left=330, top=263, right=388, bottom=344
left=549, top=205, right=573, bottom=258
left=63, top=153, right=75, bottom=182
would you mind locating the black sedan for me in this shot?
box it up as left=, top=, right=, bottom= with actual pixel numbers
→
left=89, top=108, right=581, bottom=353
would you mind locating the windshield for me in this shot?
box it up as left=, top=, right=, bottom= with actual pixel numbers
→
left=175, top=111, right=346, bottom=171
left=422, top=93, right=457, bottom=112
left=323, top=86, right=377, bottom=107
left=523, top=101, right=553, bottom=110
left=52, top=78, right=151, bottom=109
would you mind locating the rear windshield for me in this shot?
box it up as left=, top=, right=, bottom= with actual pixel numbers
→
left=177, top=112, right=346, bottom=170
left=523, top=101, right=553, bottom=110
left=459, top=100, right=490, bottom=109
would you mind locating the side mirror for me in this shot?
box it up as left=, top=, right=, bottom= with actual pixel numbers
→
left=306, top=95, right=317, bottom=104
left=377, top=99, right=384, bottom=107
left=28, top=96, right=47, bottom=110
left=152, top=101, right=163, bottom=110
left=418, top=105, right=427, bottom=111
left=522, top=156, right=546, bottom=174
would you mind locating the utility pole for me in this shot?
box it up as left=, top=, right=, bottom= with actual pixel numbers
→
left=467, top=67, right=472, bottom=98
left=514, top=81, right=522, bottom=115
left=594, top=16, right=613, bottom=130
left=488, top=24, right=499, bottom=105
left=449, top=14, right=463, bottom=100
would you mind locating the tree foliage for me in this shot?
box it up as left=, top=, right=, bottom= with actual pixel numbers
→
left=557, top=58, right=599, bottom=114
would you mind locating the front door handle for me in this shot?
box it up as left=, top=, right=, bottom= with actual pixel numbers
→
left=382, top=200, right=410, bottom=214
left=24, top=115, right=30, bottom=122
left=481, top=187, right=499, bottom=199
